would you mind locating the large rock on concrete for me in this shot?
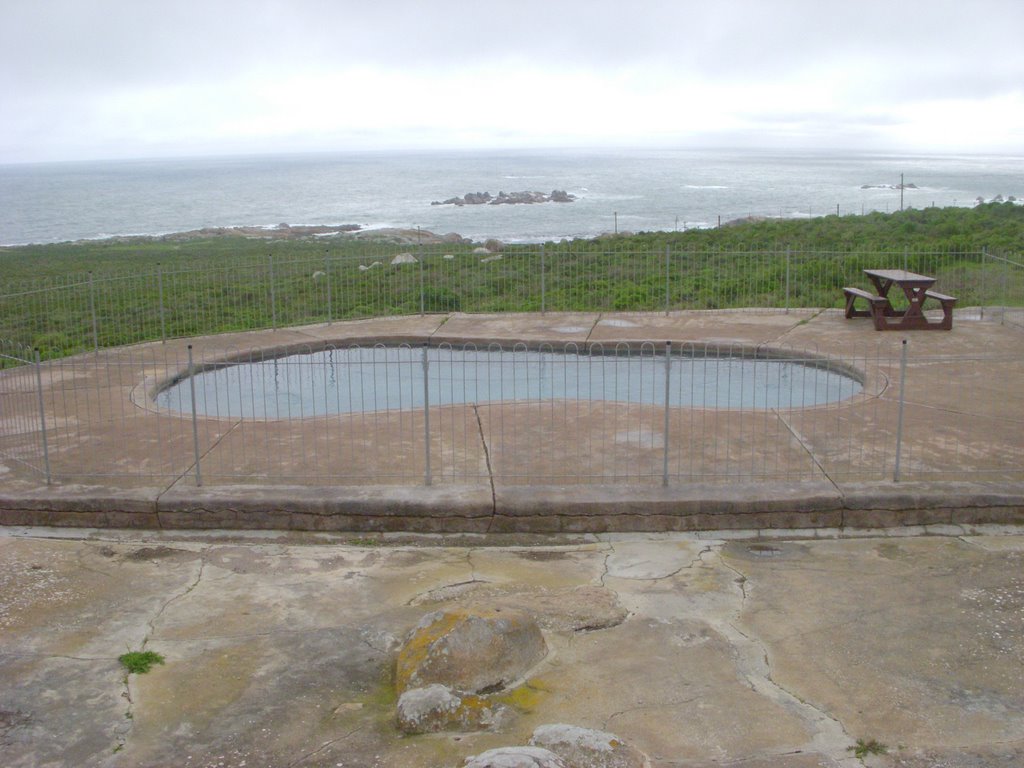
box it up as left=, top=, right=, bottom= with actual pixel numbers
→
left=463, top=746, right=567, bottom=768
left=396, top=683, right=506, bottom=734
left=530, top=724, right=651, bottom=768
left=397, top=608, right=546, bottom=695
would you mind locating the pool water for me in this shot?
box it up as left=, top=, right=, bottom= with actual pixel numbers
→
left=156, top=346, right=863, bottom=418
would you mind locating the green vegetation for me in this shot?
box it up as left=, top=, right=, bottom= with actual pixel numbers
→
left=118, top=650, right=165, bottom=674
left=848, top=737, right=889, bottom=760
left=1, top=203, right=1021, bottom=361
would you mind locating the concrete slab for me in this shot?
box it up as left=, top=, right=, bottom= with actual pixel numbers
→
left=3, top=528, right=1023, bottom=767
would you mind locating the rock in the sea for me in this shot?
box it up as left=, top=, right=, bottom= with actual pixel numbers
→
left=390, top=252, right=417, bottom=265
left=463, top=747, right=567, bottom=768
left=396, top=684, right=506, bottom=734
left=530, top=724, right=650, bottom=768
left=396, top=608, right=547, bottom=695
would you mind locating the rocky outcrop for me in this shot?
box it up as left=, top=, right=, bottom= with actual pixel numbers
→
left=463, top=747, right=568, bottom=768
left=432, top=190, right=576, bottom=206
left=396, top=684, right=508, bottom=734
left=396, top=608, right=547, bottom=695
left=530, top=724, right=651, bottom=768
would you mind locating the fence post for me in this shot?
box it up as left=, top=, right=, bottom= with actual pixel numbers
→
left=88, top=271, right=99, bottom=354
left=33, top=349, right=52, bottom=485
left=268, top=254, right=277, bottom=331
left=187, top=345, right=203, bottom=487
left=893, top=339, right=908, bottom=482
left=664, top=245, right=671, bottom=316
left=325, top=250, right=333, bottom=324
left=980, top=248, right=987, bottom=321
left=785, top=248, right=791, bottom=312
left=418, top=228, right=425, bottom=317
left=662, top=341, right=672, bottom=486
left=540, top=244, right=546, bottom=315
left=157, top=264, right=167, bottom=343
left=422, top=345, right=432, bottom=485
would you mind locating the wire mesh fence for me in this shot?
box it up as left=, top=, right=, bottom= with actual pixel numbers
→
left=3, top=246, right=1022, bottom=360
left=2, top=338, right=1020, bottom=489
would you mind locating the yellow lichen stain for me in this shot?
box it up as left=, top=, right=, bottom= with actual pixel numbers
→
left=394, top=610, right=466, bottom=693
left=495, top=678, right=552, bottom=713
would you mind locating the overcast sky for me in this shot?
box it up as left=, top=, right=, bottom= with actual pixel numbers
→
left=2, top=0, right=1023, bottom=163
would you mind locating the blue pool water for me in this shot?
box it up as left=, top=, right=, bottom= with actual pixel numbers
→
left=156, top=346, right=863, bottom=418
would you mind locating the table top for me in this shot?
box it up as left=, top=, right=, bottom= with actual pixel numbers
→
left=863, top=269, right=935, bottom=283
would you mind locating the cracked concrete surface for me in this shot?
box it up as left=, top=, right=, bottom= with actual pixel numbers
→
left=1, top=527, right=1023, bottom=768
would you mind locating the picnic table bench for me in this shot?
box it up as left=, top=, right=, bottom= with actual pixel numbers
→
left=843, top=269, right=957, bottom=330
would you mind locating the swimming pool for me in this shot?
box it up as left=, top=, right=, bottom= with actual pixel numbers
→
left=155, top=344, right=863, bottom=419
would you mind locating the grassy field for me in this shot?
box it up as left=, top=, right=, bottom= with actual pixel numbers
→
left=1, top=203, right=1021, bottom=360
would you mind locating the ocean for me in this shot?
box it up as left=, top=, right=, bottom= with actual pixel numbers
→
left=1, top=148, right=1022, bottom=246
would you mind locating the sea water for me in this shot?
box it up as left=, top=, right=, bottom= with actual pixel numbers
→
left=1, top=148, right=1022, bottom=246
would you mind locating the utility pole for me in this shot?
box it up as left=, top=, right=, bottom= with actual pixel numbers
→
left=900, top=173, right=905, bottom=211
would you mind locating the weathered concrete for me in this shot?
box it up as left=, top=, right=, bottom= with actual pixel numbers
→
left=2, top=527, right=1023, bottom=767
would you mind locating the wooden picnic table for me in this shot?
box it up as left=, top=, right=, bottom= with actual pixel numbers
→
left=844, top=269, right=956, bottom=330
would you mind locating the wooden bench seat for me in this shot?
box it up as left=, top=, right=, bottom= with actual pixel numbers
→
left=924, top=289, right=957, bottom=330
left=843, top=286, right=889, bottom=320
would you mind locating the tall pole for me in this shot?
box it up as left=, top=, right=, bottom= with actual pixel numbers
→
left=900, top=173, right=904, bottom=212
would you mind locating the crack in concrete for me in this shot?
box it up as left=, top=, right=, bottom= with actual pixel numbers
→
left=113, top=547, right=210, bottom=756
left=284, top=725, right=365, bottom=768
left=472, top=405, right=498, bottom=531
left=704, top=549, right=856, bottom=765
left=601, top=695, right=702, bottom=732
left=774, top=408, right=840, bottom=492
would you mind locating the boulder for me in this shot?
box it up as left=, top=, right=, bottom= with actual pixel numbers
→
left=396, top=684, right=506, bottom=734
left=390, top=252, right=417, bottom=265
left=396, top=608, right=547, bottom=695
left=463, top=747, right=567, bottom=768
left=481, top=254, right=503, bottom=264
left=530, top=724, right=650, bottom=768
left=483, top=238, right=505, bottom=252
left=473, top=247, right=492, bottom=255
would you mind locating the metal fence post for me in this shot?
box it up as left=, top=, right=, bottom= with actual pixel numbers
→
left=422, top=345, right=432, bottom=485
left=418, top=228, right=425, bottom=317
left=540, top=244, right=546, bottom=315
left=187, top=345, right=203, bottom=487
left=268, top=254, right=277, bottom=330
left=893, top=339, right=908, bottom=482
left=157, top=264, right=167, bottom=343
left=785, top=248, right=791, bottom=312
left=88, top=271, right=99, bottom=354
left=325, top=250, right=333, bottom=324
left=662, top=341, right=672, bottom=486
left=664, top=246, right=671, bottom=316
left=980, top=248, right=987, bottom=321
left=33, top=349, right=52, bottom=485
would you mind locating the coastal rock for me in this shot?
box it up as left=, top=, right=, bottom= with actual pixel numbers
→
left=530, top=724, right=651, bottom=768
left=432, top=190, right=575, bottom=207
left=463, top=747, right=567, bottom=768
left=390, top=252, right=417, bottom=265
left=483, top=238, right=505, bottom=252
left=396, top=608, right=547, bottom=695
left=396, top=684, right=506, bottom=734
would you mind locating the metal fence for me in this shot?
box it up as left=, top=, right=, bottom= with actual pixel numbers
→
left=2, top=337, right=1021, bottom=488
left=3, top=246, right=1023, bottom=360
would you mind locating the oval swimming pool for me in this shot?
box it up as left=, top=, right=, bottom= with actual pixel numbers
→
left=155, top=345, right=863, bottom=418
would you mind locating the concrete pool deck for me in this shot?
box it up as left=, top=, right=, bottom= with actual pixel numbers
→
left=1, top=309, right=1022, bottom=532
